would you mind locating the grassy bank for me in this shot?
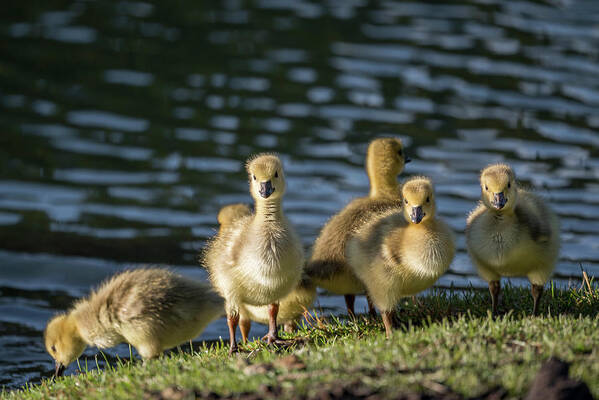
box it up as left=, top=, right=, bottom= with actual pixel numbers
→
left=4, top=281, right=599, bottom=400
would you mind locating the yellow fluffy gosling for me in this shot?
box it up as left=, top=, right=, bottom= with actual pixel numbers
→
left=347, top=177, right=454, bottom=337
left=44, top=268, right=223, bottom=377
left=203, top=154, right=304, bottom=353
left=305, top=137, right=410, bottom=316
left=215, top=204, right=316, bottom=341
left=466, top=163, right=560, bottom=315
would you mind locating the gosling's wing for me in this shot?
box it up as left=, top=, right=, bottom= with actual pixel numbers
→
left=113, top=270, right=222, bottom=329
left=306, top=198, right=365, bottom=279
left=112, top=269, right=173, bottom=325
left=465, top=201, right=486, bottom=231
left=160, top=280, right=225, bottom=324
left=347, top=210, right=405, bottom=273
left=201, top=214, right=252, bottom=272
left=464, top=202, right=495, bottom=272
left=307, top=197, right=402, bottom=279
left=515, top=192, right=553, bottom=243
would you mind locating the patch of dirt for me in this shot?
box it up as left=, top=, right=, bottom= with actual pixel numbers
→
left=144, top=383, right=500, bottom=400
left=524, top=357, right=593, bottom=400
left=273, top=354, right=306, bottom=370
left=144, top=386, right=195, bottom=400
left=242, top=362, right=274, bottom=375
left=238, top=354, right=307, bottom=376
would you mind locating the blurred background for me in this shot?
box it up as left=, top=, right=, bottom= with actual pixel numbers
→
left=1, top=0, right=598, bottom=389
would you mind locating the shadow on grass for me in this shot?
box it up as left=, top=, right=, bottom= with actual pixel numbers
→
left=300, top=277, right=598, bottom=340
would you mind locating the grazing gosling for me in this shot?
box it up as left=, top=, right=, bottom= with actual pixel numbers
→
left=203, top=154, right=304, bottom=353
left=305, top=137, right=410, bottom=316
left=466, top=163, right=560, bottom=315
left=347, top=177, right=454, bottom=338
left=44, top=268, right=223, bottom=377
left=215, top=204, right=316, bottom=341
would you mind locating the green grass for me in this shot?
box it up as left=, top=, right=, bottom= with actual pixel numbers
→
left=4, top=281, right=598, bottom=400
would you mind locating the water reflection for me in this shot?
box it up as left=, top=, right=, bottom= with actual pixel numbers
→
left=1, top=0, right=599, bottom=390
left=66, top=110, right=149, bottom=132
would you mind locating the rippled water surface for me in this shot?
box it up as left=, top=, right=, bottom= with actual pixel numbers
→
left=2, top=0, right=599, bottom=390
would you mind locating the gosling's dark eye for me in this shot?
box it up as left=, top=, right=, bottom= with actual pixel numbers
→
left=275, top=171, right=278, bottom=178
left=485, top=185, right=488, bottom=191
left=507, top=182, right=511, bottom=188
left=397, top=149, right=402, bottom=157
left=426, top=197, right=430, bottom=203
left=252, top=175, right=256, bottom=181
left=404, top=199, right=408, bottom=204
left=51, top=345, right=56, bottom=352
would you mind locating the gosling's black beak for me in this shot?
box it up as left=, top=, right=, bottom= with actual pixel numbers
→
left=492, top=192, right=507, bottom=209
left=405, top=157, right=411, bottom=163
left=54, top=362, right=66, bottom=378
left=410, top=206, right=424, bottom=224
left=259, top=180, right=275, bottom=198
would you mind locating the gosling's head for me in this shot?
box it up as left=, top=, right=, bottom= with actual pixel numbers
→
left=402, top=177, right=435, bottom=224
left=44, top=314, right=86, bottom=377
left=246, top=153, right=285, bottom=201
left=480, top=164, right=518, bottom=212
left=217, top=203, right=251, bottom=228
left=366, top=137, right=410, bottom=189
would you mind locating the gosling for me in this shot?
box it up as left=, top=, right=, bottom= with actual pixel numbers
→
left=203, top=154, right=304, bottom=353
left=466, top=163, right=560, bottom=315
left=306, top=137, right=409, bottom=316
left=44, top=268, right=224, bottom=377
left=347, top=176, right=454, bottom=337
left=215, top=204, right=315, bottom=341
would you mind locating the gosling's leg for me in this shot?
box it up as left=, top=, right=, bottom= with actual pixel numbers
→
left=382, top=310, right=394, bottom=338
left=239, top=316, right=251, bottom=343
left=531, top=284, right=544, bottom=316
left=344, top=294, right=356, bottom=318
left=227, top=314, right=239, bottom=354
left=262, top=303, right=279, bottom=344
left=489, top=280, right=501, bottom=315
left=366, top=295, right=377, bottom=318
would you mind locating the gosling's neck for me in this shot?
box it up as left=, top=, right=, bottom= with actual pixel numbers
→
left=488, top=206, right=516, bottom=220
left=368, top=173, right=400, bottom=199
left=407, top=218, right=435, bottom=231
left=64, top=311, right=86, bottom=343
left=254, top=198, right=283, bottom=223
left=71, top=300, right=97, bottom=337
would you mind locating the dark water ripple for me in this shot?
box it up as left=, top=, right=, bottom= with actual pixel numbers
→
left=1, top=0, right=598, bottom=390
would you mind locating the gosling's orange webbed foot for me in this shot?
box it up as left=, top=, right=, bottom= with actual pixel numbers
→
left=261, top=332, right=277, bottom=345
left=261, top=333, right=294, bottom=347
